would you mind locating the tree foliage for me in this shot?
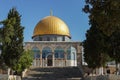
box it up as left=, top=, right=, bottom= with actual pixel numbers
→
left=0, top=28, right=2, bottom=43
left=108, top=29, right=120, bottom=63
left=83, top=0, right=120, bottom=36
left=13, top=50, right=33, bottom=74
left=0, top=8, right=24, bottom=70
left=0, top=25, right=7, bottom=70
left=83, top=21, right=110, bottom=69
left=83, top=0, right=120, bottom=70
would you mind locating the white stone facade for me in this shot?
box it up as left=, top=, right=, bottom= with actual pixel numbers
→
left=24, top=41, right=82, bottom=67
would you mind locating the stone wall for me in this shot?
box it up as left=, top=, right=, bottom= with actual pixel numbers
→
left=84, top=75, right=120, bottom=80
left=0, top=74, right=8, bottom=80
left=9, top=75, right=21, bottom=80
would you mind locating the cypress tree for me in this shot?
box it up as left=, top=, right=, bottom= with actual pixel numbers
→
left=83, top=20, right=110, bottom=71
left=83, top=0, right=120, bottom=36
left=0, top=8, right=24, bottom=70
left=83, top=0, right=120, bottom=74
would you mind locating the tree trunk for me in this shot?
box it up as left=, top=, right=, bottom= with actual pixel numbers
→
left=115, top=61, right=119, bottom=75
left=99, top=67, right=104, bottom=75
left=7, top=68, right=10, bottom=80
left=20, top=73, right=22, bottom=80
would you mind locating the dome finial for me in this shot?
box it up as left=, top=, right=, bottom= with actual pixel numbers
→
left=50, top=9, right=53, bottom=16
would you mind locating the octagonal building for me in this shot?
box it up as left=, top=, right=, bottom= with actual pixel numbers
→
left=25, top=15, right=82, bottom=67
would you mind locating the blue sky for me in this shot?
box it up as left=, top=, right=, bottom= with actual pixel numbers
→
left=0, top=0, right=89, bottom=42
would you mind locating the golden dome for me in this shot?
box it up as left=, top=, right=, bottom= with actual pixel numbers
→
left=33, top=16, right=71, bottom=38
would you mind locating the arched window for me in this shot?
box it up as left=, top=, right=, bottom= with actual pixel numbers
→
left=54, top=47, right=64, bottom=59
left=32, top=47, right=40, bottom=59
left=67, top=46, right=76, bottom=60
left=42, top=47, right=52, bottom=58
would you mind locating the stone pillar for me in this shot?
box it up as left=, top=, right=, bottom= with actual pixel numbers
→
left=52, top=52, right=55, bottom=67
left=64, top=52, right=67, bottom=66
left=34, top=59, right=36, bottom=67
left=45, top=57, right=47, bottom=67
left=36, top=59, right=38, bottom=67
left=40, top=52, right=42, bottom=67
left=77, top=45, right=82, bottom=67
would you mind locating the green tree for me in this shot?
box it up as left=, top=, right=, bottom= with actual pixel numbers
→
left=0, top=8, right=24, bottom=71
left=0, top=21, right=8, bottom=73
left=83, top=0, right=120, bottom=36
left=83, top=0, right=120, bottom=74
left=83, top=21, right=110, bottom=71
left=13, top=50, right=33, bottom=77
left=0, top=27, right=1, bottom=55
left=108, top=29, right=120, bottom=74
left=0, top=27, right=2, bottom=42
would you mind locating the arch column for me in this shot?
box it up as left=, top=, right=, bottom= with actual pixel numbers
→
left=52, top=51, right=55, bottom=67
left=32, top=47, right=40, bottom=67
left=64, top=52, right=67, bottom=66
left=40, top=51, right=42, bottom=67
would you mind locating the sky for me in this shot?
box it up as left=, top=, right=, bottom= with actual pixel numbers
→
left=0, top=0, right=89, bottom=42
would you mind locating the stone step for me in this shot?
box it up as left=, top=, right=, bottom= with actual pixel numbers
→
left=22, top=77, right=82, bottom=80
left=23, top=67, right=83, bottom=80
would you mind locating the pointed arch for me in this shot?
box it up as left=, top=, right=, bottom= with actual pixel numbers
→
left=42, top=47, right=52, bottom=58
left=32, top=47, right=40, bottom=59
left=54, top=46, right=64, bottom=59
left=67, top=46, right=76, bottom=60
